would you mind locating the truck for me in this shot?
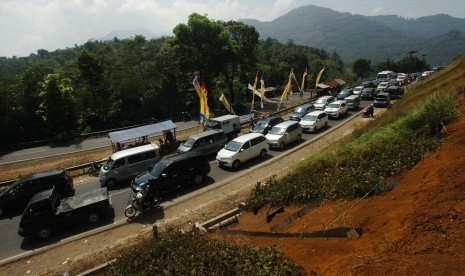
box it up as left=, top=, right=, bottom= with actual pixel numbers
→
left=18, top=187, right=111, bottom=239
left=205, top=114, right=241, bottom=139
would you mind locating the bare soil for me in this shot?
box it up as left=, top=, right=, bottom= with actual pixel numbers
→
left=1, top=95, right=464, bottom=275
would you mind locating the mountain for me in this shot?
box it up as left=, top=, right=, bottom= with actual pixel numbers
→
left=241, top=5, right=465, bottom=65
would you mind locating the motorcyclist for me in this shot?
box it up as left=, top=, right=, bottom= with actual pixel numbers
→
left=364, top=104, right=374, bottom=117
left=136, top=182, right=151, bottom=210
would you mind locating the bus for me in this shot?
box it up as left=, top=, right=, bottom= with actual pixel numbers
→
left=376, top=71, right=395, bottom=80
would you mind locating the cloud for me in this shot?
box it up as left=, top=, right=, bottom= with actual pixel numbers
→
left=371, top=6, right=385, bottom=16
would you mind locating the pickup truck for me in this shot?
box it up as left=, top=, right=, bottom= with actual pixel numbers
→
left=18, top=187, right=111, bottom=239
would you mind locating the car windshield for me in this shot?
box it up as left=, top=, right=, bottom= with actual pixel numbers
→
left=224, top=141, right=242, bottom=152
left=103, top=158, right=115, bottom=170
left=183, top=137, right=195, bottom=147
left=269, top=126, right=286, bottom=135
left=149, top=162, right=168, bottom=177
left=327, top=103, right=340, bottom=108
left=302, top=114, right=317, bottom=121
left=295, top=106, right=306, bottom=113
left=316, top=99, right=326, bottom=104
left=255, top=120, right=268, bottom=128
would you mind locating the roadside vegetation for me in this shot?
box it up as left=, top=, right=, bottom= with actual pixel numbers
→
left=106, top=231, right=302, bottom=275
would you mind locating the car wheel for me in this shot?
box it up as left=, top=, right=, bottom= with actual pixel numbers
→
left=279, top=142, right=285, bottom=150
left=232, top=160, right=241, bottom=170
left=297, top=134, right=302, bottom=140
left=106, top=179, right=117, bottom=188
left=0, top=207, right=4, bottom=217
left=324, top=121, right=328, bottom=127
left=193, top=174, right=204, bottom=185
left=88, top=211, right=100, bottom=223
left=37, top=227, right=52, bottom=239
left=259, top=149, right=267, bottom=157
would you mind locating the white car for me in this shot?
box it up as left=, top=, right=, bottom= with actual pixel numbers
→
left=299, top=111, right=328, bottom=133
left=314, top=96, right=334, bottom=110
left=353, top=86, right=363, bottom=95
left=324, top=100, right=349, bottom=119
left=376, top=81, right=389, bottom=93
left=216, top=133, right=267, bottom=169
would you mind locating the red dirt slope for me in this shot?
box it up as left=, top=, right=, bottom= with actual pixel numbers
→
left=213, top=95, right=465, bottom=275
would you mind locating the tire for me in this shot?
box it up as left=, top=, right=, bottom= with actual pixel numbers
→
left=88, top=211, right=100, bottom=223
left=37, top=227, right=52, bottom=239
left=259, top=149, right=267, bottom=158
left=279, top=142, right=285, bottom=150
left=125, top=205, right=137, bottom=218
left=0, top=207, right=4, bottom=217
left=324, top=121, right=328, bottom=127
left=232, top=160, right=241, bottom=170
left=193, top=174, right=204, bottom=185
left=152, top=196, right=161, bottom=208
left=311, top=126, right=316, bottom=133
left=106, top=179, right=117, bottom=188
left=297, top=134, right=302, bottom=141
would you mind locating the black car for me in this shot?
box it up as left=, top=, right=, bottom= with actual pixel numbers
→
left=384, top=85, right=404, bottom=99
left=360, top=88, right=376, bottom=100
left=289, top=104, right=315, bottom=121
left=0, top=169, right=75, bottom=217
left=250, top=115, right=284, bottom=135
left=131, top=152, right=211, bottom=195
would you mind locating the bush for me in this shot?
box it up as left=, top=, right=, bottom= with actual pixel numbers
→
left=106, top=232, right=302, bottom=275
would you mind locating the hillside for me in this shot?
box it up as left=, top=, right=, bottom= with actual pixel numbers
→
left=213, top=92, right=465, bottom=274
left=241, top=5, right=465, bottom=64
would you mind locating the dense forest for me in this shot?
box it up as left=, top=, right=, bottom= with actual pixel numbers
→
left=0, top=13, right=428, bottom=146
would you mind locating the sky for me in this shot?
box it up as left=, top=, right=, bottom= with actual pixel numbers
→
left=1, top=0, right=464, bottom=58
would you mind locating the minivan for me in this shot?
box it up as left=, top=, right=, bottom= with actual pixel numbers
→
left=131, top=152, right=211, bottom=194
left=345, top=95, right=361, bottom=110
left=216, top=133, right=268, bottom=169
left=314, top=96, right=334, bottom=110
left=177, top=129, right=227, bottom=156
left=250, top=115, right=284, bottom=135
left=265, top=121, right=302, bottom=150
left=299, top=111, right=328, bottom=133
left=0, top=169, right=74, bottom=216
left=289, top=104, right=315, bottom=121
left=99, top=143, right=161, bottom=188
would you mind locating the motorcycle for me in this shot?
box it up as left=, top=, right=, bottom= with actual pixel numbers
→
left=125, top=191, right=161, bottom=218
left=362, top=106, right=374, bottom=118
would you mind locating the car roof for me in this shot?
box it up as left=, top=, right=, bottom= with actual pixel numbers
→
left=158, top=151, right=205, bottom=165
left=274, top=120, right=299, bottom=128
left=111, top=143, right=159, bottom=160
left=318, top=95, right=333, bottom=100
left=329, top=100, right=345, bottom=104
left=307, top=110, right=326, bottom=116
left=259, top=115, right=281, bottom=122
left=232, top=132, right=264, bottom=143
left=345, top=95, right=360, bottom=99
left=16, top=169, right=66, bottom=183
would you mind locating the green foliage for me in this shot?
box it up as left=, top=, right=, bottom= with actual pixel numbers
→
left=244, top=90, right=458, bottom=211
left=106, top=232, right=301, bottom=275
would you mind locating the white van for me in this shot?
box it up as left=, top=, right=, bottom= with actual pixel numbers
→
left=99, top=144, right=160, bottom=188
left=216, top=133, right=267, bottom=169
left=205, top=114, right=241, bottom=139
left=344, top=95, right=361, bottom=110
left=299, top=111, right=328, bottom=133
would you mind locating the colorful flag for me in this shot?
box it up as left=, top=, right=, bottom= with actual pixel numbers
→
left=260, top=77, right=266, bottom=109
left=278, top=68, right=294, bottom=110
left=315, top=67, right=325, bottom=88
left=300, top=67, right=307, bottom=97
left=192, top=75, right=211, bottom=126
left=250, top=70, right=259, bottom=111
left=219, top=93, right=233, bottom=114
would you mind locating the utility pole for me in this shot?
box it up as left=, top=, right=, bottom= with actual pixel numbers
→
left=407, top=50, right=418, bottom=78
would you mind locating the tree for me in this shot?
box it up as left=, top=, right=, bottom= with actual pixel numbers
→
left=352, top=58, right=372, bottom=79
left=38, top=74, right=77, bottom=137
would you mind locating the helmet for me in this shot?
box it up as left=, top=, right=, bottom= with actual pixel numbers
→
left=139, top=182, right=148, bottom=190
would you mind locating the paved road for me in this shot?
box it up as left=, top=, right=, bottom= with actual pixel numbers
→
left=0, top=121, right=199, bottom=165
left=0, top=101, right=373, bottom=263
